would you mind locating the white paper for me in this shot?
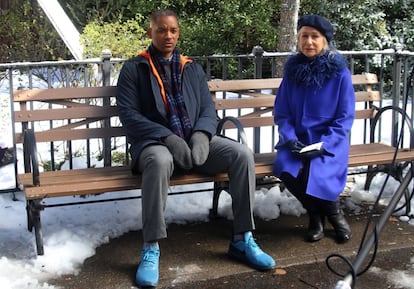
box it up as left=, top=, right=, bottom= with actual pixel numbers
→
left=299, top=142, right=323, bottom=153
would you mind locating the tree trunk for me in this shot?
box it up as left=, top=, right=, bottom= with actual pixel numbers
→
left=276, top=0, right=300, bottom=76
left=0, top=0, right=13, bottom=12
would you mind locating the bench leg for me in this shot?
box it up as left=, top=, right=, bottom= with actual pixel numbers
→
left=209, top=181, right=227, bottom=219
left=26, top=200, right=45, bottom=255
left=209, top=182, right=221, bottom=219
left=395, top=162, right=412, bottom=216
left=364, top=165, right=377, bottom=192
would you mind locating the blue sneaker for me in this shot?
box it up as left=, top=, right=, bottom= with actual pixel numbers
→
left=136, top=244, right=160, bottom=287
left=228, top=232, right=276, bottom=271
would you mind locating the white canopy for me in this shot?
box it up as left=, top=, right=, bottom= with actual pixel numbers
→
left=37, top=0, right=83, bottom=60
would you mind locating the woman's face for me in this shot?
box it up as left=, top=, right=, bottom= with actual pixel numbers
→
left=298, top=26, right=327, bottom=58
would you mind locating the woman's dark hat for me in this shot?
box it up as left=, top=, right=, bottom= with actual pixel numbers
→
left=297, top=14, right=333, bottom=42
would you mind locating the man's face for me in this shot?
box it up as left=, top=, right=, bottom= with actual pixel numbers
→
left=147, top=15, right=180, bottom=58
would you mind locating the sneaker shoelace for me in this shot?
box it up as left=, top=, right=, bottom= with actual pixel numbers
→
left=141, top=248, right=159, bottom=268
left=245, top=235, right=263, bottom=255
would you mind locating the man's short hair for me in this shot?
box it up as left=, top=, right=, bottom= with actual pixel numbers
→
left=150, top=9, right=178, bottom=26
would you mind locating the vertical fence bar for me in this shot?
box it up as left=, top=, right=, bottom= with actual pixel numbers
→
left=402, top=57, right=410, bottom=148
left=8, top=68, right=19, bottom=191
left=64, top=65, right=74, bottom=170
left=392, top=52, right=403, bottom=147
left=377, top=54, right=386, bottom=143
left=82, top=64, right=92, bottom=168
left=365, top=54, right=370, bottom=73
left=252, top=46, right=264, bottom=79
left=237, top=57, right=243, bottom=79
left=252, top=46, right=264, bottom=153
left=101, top=50, right=112, bottom=167
left=409, top=56, right=414, bottom=124
left=222, top=58, right=228, bottom=80
left=206, top=58, right=212, bottom=80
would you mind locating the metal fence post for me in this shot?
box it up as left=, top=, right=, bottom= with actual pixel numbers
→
left=252, top=46, right=264, bottom=153
left=100, top=50, right=112, bottom=166
left=101, top=49, right=112, bottom=87
left=392, top=48, right=403, bottom=147
left=252, top=45, right=264, bottom=79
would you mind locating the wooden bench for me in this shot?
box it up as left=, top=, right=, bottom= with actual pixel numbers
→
left=13, top=73, right=414, bottom=255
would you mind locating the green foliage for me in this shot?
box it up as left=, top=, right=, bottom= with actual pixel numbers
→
left=178, top=0, right=279, bottom=55
left=71, top=0, right=414, bottom=57
left=3, top=0, right=414, bottom=62
left=330, top=2, right=390, bottom=51
left=41, top=160, right=63, bottom=171
left=58, top=0, right=142, bottom=29
left=111, top=151, right=127, bottom=165
left=300, top=0, right=414, bottom=52
left=379, top=0, right=414, bottom=51
left=70, top=0, right=279, bottom=56
left=0, top=0, right=71, bottom=62
left=80, top=14, right=151, bottom=59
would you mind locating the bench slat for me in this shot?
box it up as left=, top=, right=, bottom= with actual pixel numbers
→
left=355, top=90, right=380, bottom=102
left=215, top=96, right=274, bottom=109
left=21, top=170, right=228, bottom=199
left=349, top=143, right=414, bottom=166
left=20, top=143, right=414, bottom=200
left=15, top=127, right=125, bottom=143
left=351, top=73, right=378, bottom=85
left=208, top=78, right=282, bottom=92
left=14, top=106, right=118, bottom=122
left=355, top=109, right=376, bottom=119
left=222, top=116, right=275, bottom=129
left=14, top=86, right=117, bottom=102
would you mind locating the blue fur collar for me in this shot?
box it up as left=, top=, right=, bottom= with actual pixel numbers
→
left=284, top=52, right=347, bottom=88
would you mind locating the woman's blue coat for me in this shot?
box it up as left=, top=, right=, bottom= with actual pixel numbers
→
left=273, top=64, right=355, bottom=201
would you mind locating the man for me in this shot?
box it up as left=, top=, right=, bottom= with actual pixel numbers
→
left=116, top=9, right=275, bottom=287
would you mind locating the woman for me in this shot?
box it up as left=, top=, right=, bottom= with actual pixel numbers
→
left=273, top=14, right=355, bottom=243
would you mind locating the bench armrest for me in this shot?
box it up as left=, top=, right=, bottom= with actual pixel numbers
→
left=370, top=105, right=414, bottom=149
left=216, top=116, right=248, bottom=145
left=23, top=129, right=40, bottom=186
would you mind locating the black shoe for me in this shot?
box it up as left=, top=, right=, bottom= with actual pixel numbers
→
left=327, top=212, right=352, bottom=243
left=306, top=214, right=324, bottom=242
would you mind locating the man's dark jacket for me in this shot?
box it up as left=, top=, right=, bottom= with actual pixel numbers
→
left=116, top=54, right=217, bottom=172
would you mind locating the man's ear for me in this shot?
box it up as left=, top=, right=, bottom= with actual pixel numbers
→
left=147, top=28, right=152, bottom=39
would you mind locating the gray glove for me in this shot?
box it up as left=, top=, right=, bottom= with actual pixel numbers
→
left=163, top=134, right=193, bottom=170
left=189, top=131, right=210, bottom=166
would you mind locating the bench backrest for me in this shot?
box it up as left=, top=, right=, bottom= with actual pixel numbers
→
left=208, top=73, right=379, bottom=130
left=13, top=87, right=120, bottom=144
left=12, top=73, right=379, bottom=168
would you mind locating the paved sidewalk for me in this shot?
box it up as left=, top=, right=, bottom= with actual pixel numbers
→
left=49, top=206, right=414, bottom=289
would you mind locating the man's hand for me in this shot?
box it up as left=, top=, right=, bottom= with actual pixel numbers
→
left=163, top=134, right=193, bottom=170
left=189, top=131, right=210, bottom=166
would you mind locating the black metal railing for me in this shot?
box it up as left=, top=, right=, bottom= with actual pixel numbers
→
left=1, top=48, right=414, bottom=193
